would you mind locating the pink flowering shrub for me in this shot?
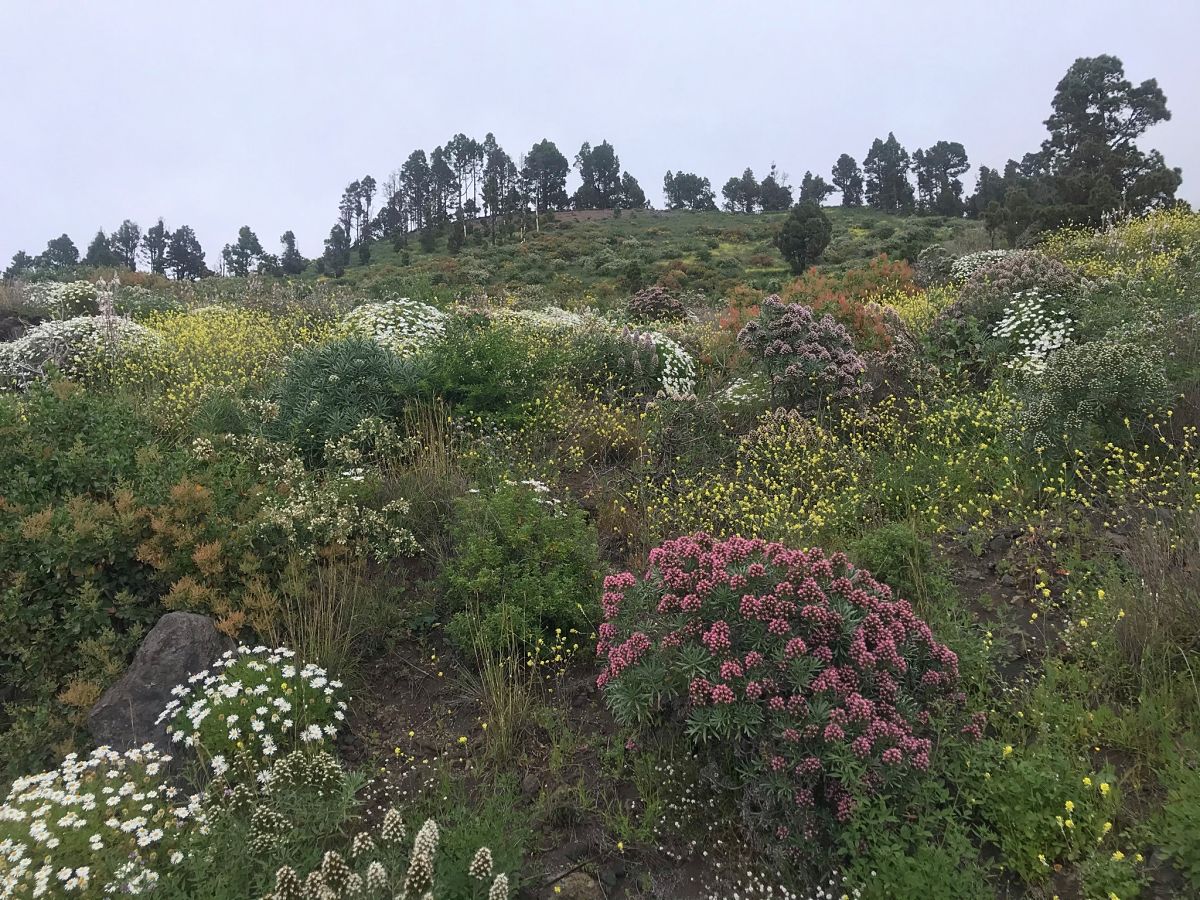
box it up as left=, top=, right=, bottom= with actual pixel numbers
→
left=737, top=295, right=866, bottom=411
left=597, top=533, right=977, bottom=852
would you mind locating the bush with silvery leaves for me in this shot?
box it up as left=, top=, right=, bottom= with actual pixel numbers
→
left=26, top=280, right=99, bottom=318
left=0, top=314, right=157, bottom=389
left=1012, top=325, right=1170, bottom=450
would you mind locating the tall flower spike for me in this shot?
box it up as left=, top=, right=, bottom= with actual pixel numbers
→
left=266, top=866, right=304, bottom=900
left=402, top=851, right=434, bottom=899
left=380, top=808, right=406, bottom=845
left=302, top=869, right=325, bottom=898
left=350, top=831, right=375, bottom=858
left=319, top=851, right=353, bottom=891
left=468, top=847, right=493, bottom=881
left=365, top=861, right=388, bottom=892
left=411, top=818, right=439, bottom=861
left=488, top=873, right=510, bottom=900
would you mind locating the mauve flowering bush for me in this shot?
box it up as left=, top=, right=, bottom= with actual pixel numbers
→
left=738, top=296, right=866, bottom=411
left=597, top=533, right=977, bottom=853
left=627, top=285, right=687, bottom=323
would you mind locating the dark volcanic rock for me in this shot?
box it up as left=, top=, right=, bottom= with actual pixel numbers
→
left=88, top=612, right=234, bottom=753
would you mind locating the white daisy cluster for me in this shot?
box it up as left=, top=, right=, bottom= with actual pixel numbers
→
left=949, top=249, right=1013, bottom=282
left=157, top=646, right=348, bottom=778
left=0, top=316, right=157, bottom=389
left=717, top=373, right=768, bottom=407
left=338, top=298, right=446, bottom=356
left=26, top=281, right=98, bottom=319
left=640, top=329, right=698, bottom=399
left=992, top=288, right=1076, bottom=373
left=0, top=744, right=199, bottom=898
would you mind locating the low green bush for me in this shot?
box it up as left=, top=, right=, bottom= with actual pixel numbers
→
left=1159, top=753, right=1200, bottom=890
left=443, top=480, right=600, bottom=652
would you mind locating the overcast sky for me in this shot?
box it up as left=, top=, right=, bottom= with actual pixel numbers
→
left=2, top=0, right=1198, bottom=266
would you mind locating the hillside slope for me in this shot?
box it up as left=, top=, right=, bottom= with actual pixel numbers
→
left=336, top=208, right=989, bottom=300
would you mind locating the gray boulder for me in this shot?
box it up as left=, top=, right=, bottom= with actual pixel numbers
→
left=88, top=612, right=234, bottom=753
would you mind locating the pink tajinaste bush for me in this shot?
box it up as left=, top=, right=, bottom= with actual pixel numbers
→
left=597, top=533, right=976, bottom=851
left=737, top=295, right=866, bottom=411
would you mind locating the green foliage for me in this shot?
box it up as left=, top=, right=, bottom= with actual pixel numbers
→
left=423, top=314, right=560, bottom=422
left=849, top=522, right=953, bottom=614
left=158, top=751, right=363, bottom=899
left=845, top=811, right=990, bottom=900
left=972, top=739, right=1119, bottom=884
left=1160, top=754, right=1200, bottom=890
left=443, top=480, right=600, bottom=652
left=775, top=203, right=832, bottom=274
left=271, top=336, right=417, bottom=463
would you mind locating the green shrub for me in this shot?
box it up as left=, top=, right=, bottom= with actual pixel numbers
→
left=271, top=336, right=418, bottom=464
left=1013, top=329, right=1169, bottom=450
left=972, top=739, right=1119, bottom=884
left=443, top=480, right=600, bottom=652
left=849, top=522, right=953, bottom=614
left=1160, top=755, right=1200, bottom=890
left=115, top=284, right=184, bottom=318
left=423, top=314, right=560, bottom=422
left=0, top=385, right=197, bottom=771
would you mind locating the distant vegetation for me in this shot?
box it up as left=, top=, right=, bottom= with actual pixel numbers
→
left=3, top=54, right=1184, bottom=286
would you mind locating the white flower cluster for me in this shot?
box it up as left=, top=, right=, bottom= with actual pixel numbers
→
left=0, top=744, right=199, bottom=897
left=501, top=306, right=591, bottom=332
left=717, top=374, right=768, bottom=406
left=992, top=288, right=1076, bottom=373
left=0, top=315, right=156, bottom=389
left=949, top=249, right=1013, bottom=282
left=339, top=298, right=445, bottom=356
left=255, top=457, right=419, bottom=562
left=26, top=281, right=97, bottom=318
left=641, top=329, right=698, bottom=399
left=322, top=416, right=417, bottom=472
left=503, top=477, right=566, bottom=516
left=157, top=646, right=348, bottom=777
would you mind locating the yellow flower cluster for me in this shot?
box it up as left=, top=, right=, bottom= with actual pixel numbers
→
left=1041, top=207, right=1200, bottom=283
left=643, top=383, right=1200, bottom=546
left=110, top=307, right=330, bottom=421
left=870, top=284, right=956, bottom=333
